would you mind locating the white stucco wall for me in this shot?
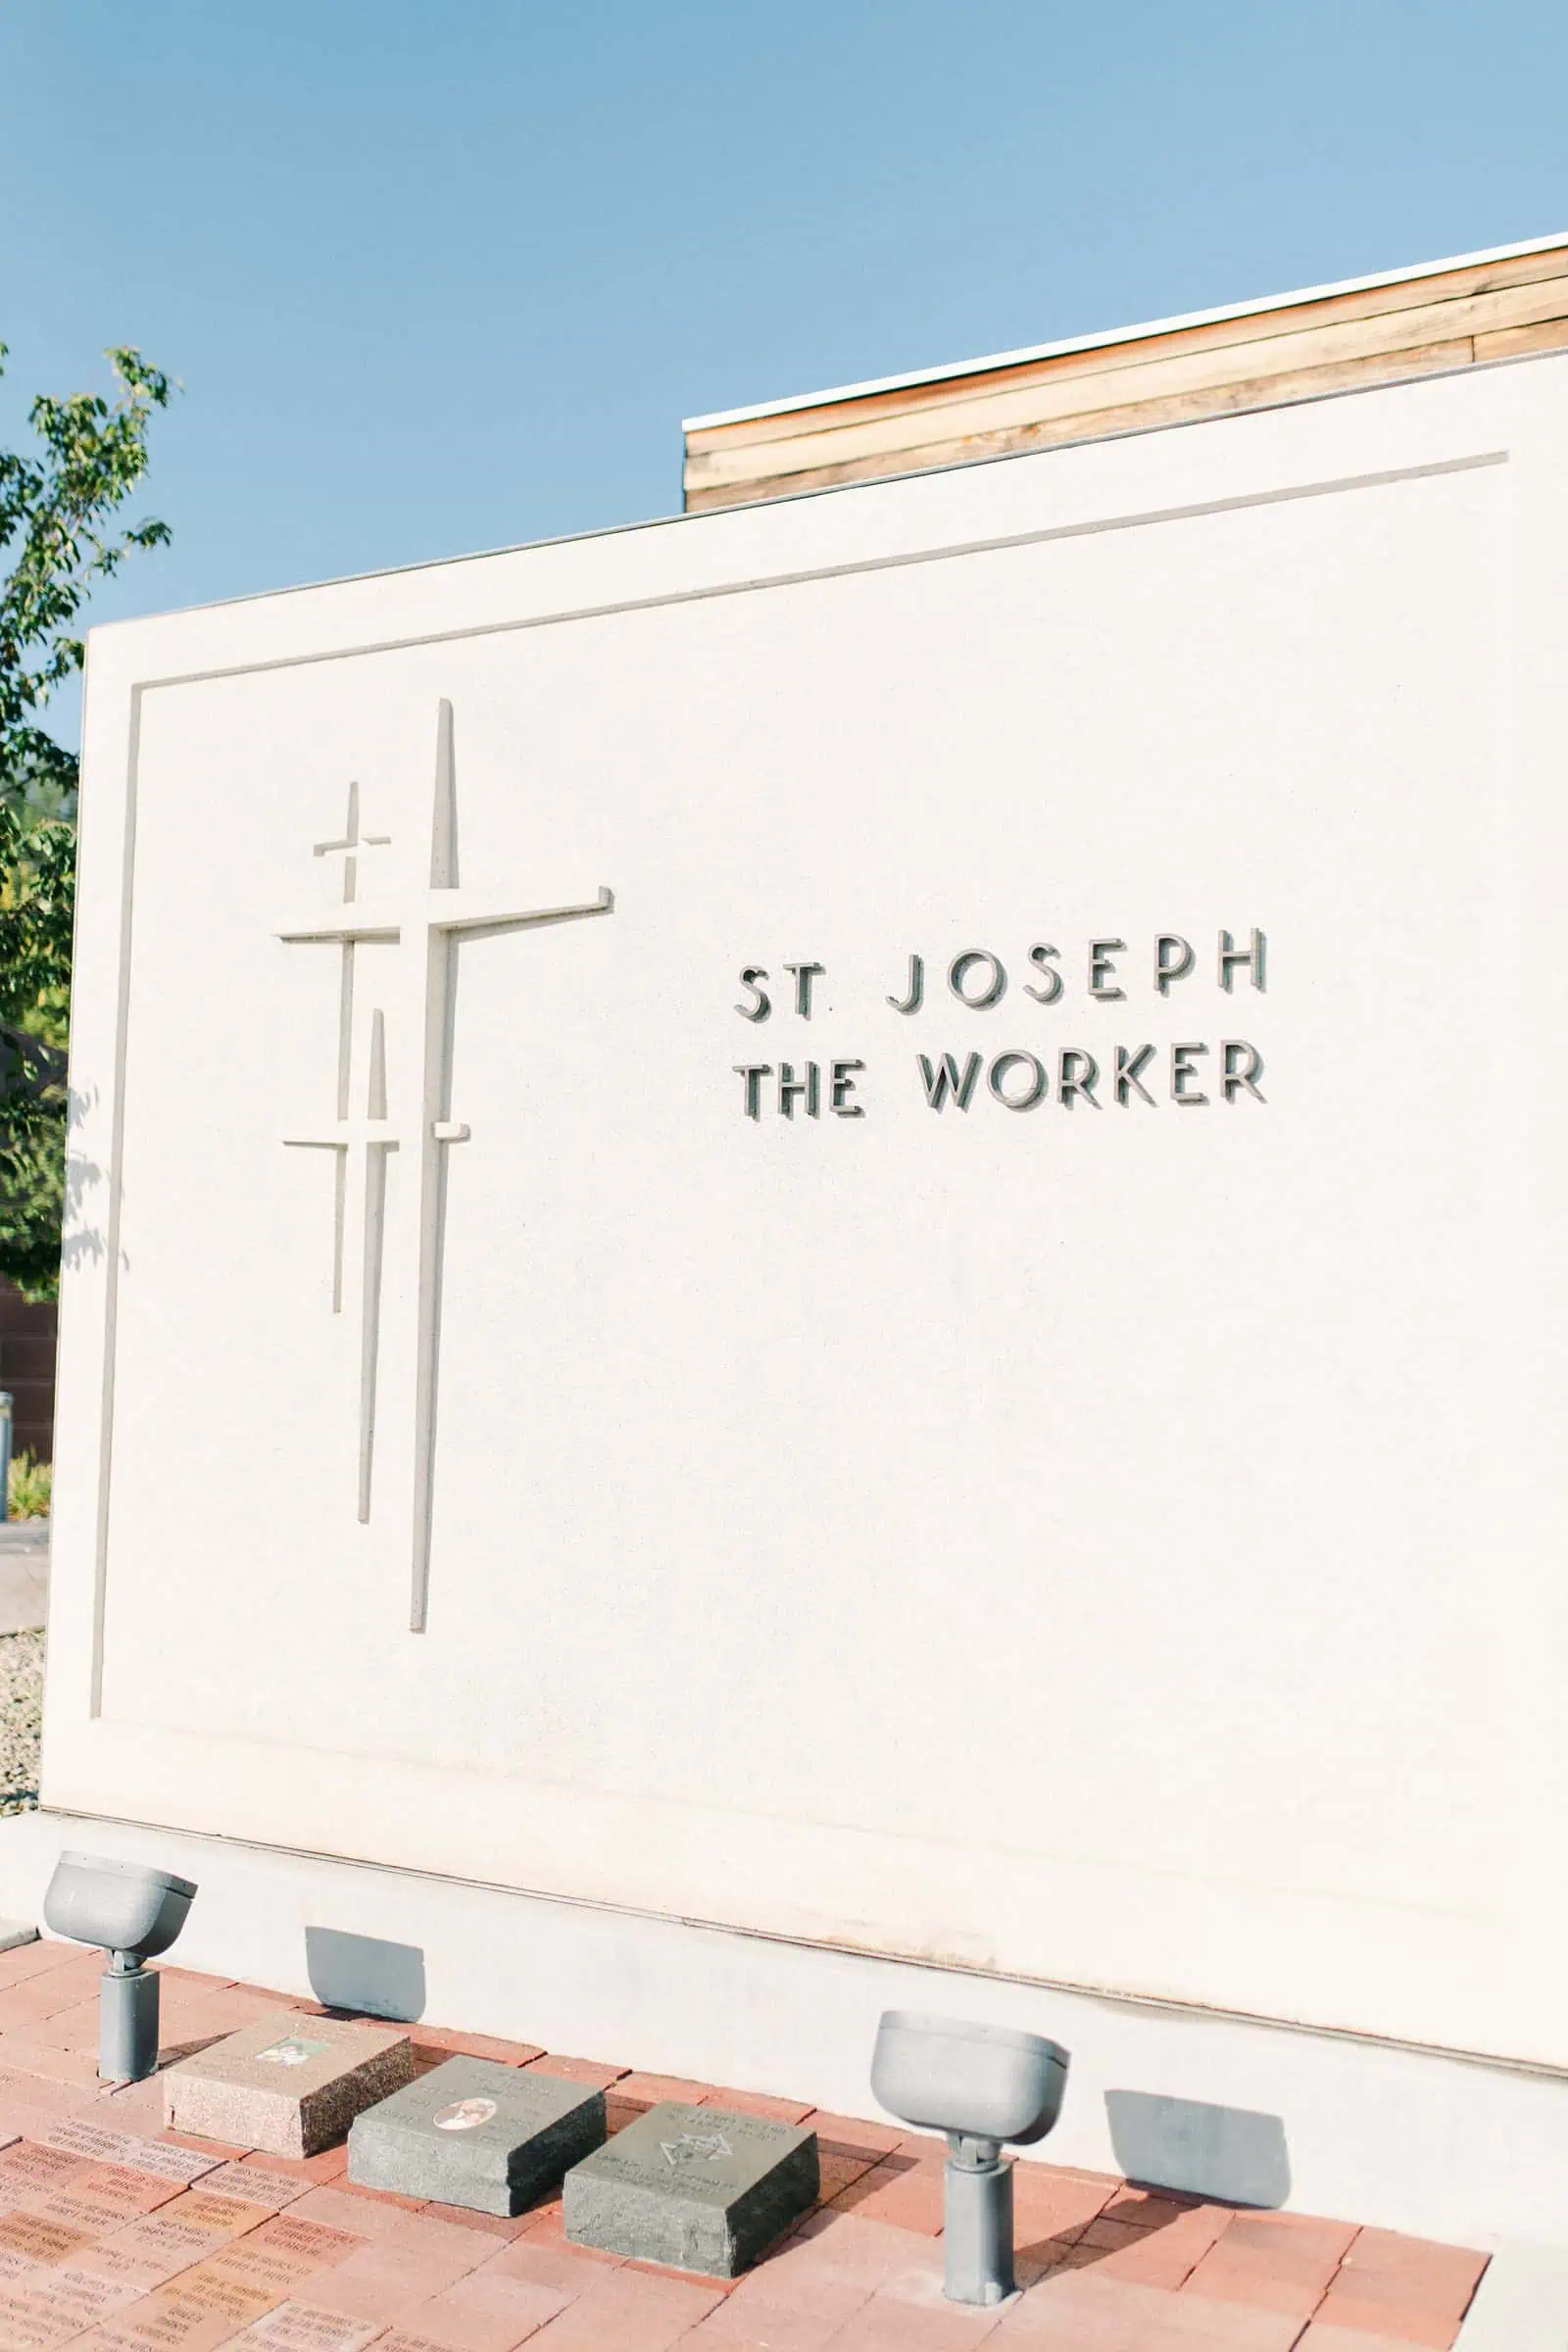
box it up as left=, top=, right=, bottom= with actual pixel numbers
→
left=41, top=352, right=1568, bottom=2095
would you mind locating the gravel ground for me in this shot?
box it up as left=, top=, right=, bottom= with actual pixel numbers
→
left=0, top=1632, right=42, bottom=1814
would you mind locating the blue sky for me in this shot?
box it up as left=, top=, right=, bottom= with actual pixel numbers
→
left=2, top=0, right=1566, bottom=721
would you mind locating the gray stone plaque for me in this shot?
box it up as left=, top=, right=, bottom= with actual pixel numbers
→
left=347, top=2056, right=605, bottom=2216
left=563, top=2100, right=817, bottom=2278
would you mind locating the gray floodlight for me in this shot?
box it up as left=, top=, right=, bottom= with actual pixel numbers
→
left=43, top=1852, right=198, bottom=2082
left=871, top=2009, right=1070, bottom=2307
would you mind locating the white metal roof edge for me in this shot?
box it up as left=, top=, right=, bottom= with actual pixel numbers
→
left=681, top=229, right=1568, bottom=435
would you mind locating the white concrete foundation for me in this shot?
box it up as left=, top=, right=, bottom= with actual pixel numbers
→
left=1454, top=2241, right=1568, bottom=2346
left=3, top=1807, right=1561, bottom=2254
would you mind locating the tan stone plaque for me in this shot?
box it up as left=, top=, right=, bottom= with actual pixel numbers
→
left=163, top=2017, right=415, bottom=2158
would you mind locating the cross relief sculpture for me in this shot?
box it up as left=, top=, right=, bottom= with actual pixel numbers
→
left=279, top=699, right=614, bottom=1631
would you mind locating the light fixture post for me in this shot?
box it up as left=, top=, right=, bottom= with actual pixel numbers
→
left=943, top=2133, right=1014, bottom=2305
left=870, top=2010, right=1070, bottom=2308
left=100, top=1952, right=160, bottom=2083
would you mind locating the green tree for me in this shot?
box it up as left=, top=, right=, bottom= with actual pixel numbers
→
left=0, top=806, right=73, bottom=1296
left=0, top=344, right=173, bottom=1297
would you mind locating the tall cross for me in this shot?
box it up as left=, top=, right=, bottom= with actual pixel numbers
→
left=279, top=699, right=614, bottom=1630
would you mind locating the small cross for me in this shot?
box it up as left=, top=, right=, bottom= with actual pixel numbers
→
left=314, top=780, right=390, bottom=906
left=304, top=782, right=395, bottom=1167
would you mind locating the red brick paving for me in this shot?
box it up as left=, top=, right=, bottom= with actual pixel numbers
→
left=0, top=1944, right=1490, bottom=2349
left=405, top=2035, right=543, bottom=2074
left=517, top=2057, right=627, bottom=2092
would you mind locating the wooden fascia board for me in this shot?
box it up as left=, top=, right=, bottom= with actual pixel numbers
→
left=686, top=268, right=1568, bottom=495
left=682, top=241, right=1568, bottom=511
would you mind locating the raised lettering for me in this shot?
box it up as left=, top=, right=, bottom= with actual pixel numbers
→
left=735, top=967, right=770, bottom=1022
left=888, top=955, right=924, bottom=1014
left=988, top=1052, right=1047, bottom=1109
left=1115, top=1044, right=1156, bottom=1105
left=1023, top=945, right=1062, bottom=1004
left=1171, top=1042, right=1209, bottom=1104
left=1057, top=1049, right=1100, bottom=1108
left=1221, top=1040, right=1265, bottom=1102
left=831, top=1058, right=866, bottom=1116
left=1155, top=935, right=1195, bottom=997
left=1089, top=939, right=1126, bottom=1001
left=777, top=1061, right=820, bottom=1117
left=1218, top=929, right=1266, bottom=992
left=948, top=951, right=1006, bottom=1008
left=734, top=1064, right=771, bottom=1119
left=918, top=1053, right=983, bottom=1109
left=784, top=960, right=826, bottom=1017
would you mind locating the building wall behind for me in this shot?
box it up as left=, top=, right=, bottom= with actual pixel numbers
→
left=0, top=1281, right=56, bottom=1465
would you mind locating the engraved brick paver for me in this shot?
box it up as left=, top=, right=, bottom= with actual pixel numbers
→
left=0, top=1954, right=1492, bottom=2349
left=231, top=2302, right=386, bottom=2352
left=29, top=2162, right=190, bottom=2231
left=204, top=2218, right=371, bottom=2295
left=192, top=2171, right=314, bottom=2217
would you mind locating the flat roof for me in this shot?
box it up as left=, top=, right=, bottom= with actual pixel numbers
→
left=682, top=229, right=1568, bottom=433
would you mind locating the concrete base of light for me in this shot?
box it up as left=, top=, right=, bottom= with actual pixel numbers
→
left=0, top=1808, right=1563, bottom=2252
